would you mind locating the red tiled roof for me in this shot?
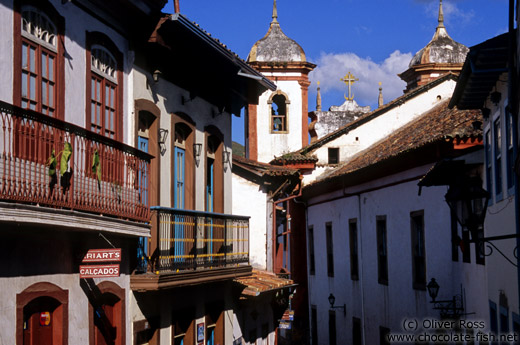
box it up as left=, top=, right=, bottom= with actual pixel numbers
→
left=233, top=155, right=300, bottom=177
left=235, top=270, right=296, bottom=297
left=299, top=73, right=459, bottom=155
left=310, top=100, right=482, bottom=185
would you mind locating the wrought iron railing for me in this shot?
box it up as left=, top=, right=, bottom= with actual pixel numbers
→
left=0, top=101, right=152, bottom=222
left=144, top=207, right=250, bottom=273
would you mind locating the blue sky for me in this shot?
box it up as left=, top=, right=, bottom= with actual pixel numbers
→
left=163, top=0, right=510, bottom=144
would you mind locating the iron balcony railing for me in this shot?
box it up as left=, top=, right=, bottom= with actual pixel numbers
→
left=0, top=101, right=152, bottom=222
left=142, top=207, right=250, bottom=273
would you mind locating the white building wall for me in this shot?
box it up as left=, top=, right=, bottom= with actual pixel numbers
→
left=256, top=73, right=304, bottom=163
left=0, top=2, right=13, bottom=103
left=303, top=80, right=456, bottom=184
left=482, top=76, right=519, bottom=332
left=232, top=174, right=268, bottom=270
left=133, top=68, right=233, bottom=212
left=307, top=165, right=488, bottom=345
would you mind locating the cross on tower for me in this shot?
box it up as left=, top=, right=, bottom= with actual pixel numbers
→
left=341, top=72, right=359, bottom=101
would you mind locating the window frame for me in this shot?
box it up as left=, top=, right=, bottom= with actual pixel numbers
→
left=485, top=129, right=493, bottom=203
left=376, top=216, right=388, bottom=285
left=506, top=105, right=515, bottom=193
left=308, top=225, right=315, bottom=275
left=85, top=31, right=124, bottom=142
left=349, top=218, right=359, bottom=281
left=494, top=117, right=503, bottom=201
left=268, top=90, right=290, bottom=134
left=328, top=147, right=339, bottom=165
left=326, top=222, right=334, bottom=277
left=410, top=210, right=426, bottom=290
left=13, top=0, right=65, bottom=119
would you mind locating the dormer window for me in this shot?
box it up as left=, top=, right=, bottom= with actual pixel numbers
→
left=269, top=91, right=290, bottom=133
left=328, top=147, right=339, bottom=165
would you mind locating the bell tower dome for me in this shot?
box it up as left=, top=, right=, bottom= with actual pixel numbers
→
left=399, top=0, right=469, bottom=92
left=246, top=0, right=316, bottom=163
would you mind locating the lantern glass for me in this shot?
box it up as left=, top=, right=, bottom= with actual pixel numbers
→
left=427, top=278, right=440, bottom=301
left=328, top=293, right=335, bottom=308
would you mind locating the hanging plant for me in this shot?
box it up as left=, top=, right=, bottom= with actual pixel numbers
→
left=47, top=148, right=57, bottom=177
left=92, top=149, right=101, bottom=190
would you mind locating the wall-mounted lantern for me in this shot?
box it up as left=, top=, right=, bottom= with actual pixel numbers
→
left=193, top=143, right=202, bottom=167
left=328, top=293, right=346, bottom=316
left=159, top=128, right=168, bottom=156
left=427, top=278, right=465, bottom=319
left=223, top=149, right=231, bottom=172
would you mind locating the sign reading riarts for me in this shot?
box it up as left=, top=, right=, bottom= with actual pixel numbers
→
left=80, top=248, right=121, bottom=278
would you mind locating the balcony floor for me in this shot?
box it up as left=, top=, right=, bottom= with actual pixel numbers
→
left=0, top=201, right=150, bottom=237
left=130, top=265, right=253, bottom=291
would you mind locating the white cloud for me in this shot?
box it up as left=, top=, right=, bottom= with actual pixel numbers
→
left=309, top=50, right=412, bottom=108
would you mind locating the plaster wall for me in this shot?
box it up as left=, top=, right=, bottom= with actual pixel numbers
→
left=0, top=2, right=13, bottom=103
left=133, top=68, right=233, bottom=212
left=0, top=273, right=132, bottom=344
left=303, top=80, right=456, bottom=184
left=232, top=174, right=268, bottom=270
left=306, top=166, right=488, bottom=345
left=255, top=77, right=304, bottom=163
left=1, top=0, right=134, bottom=144
left=482, top=77, right=519, bottom=328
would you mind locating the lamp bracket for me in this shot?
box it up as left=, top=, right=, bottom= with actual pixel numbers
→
left=330, top=304, right=346, bottom=316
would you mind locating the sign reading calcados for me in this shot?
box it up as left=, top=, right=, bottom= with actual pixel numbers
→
left=80, top=249, right=122, bottom=278
left=80, top=264, right=120, bottom=278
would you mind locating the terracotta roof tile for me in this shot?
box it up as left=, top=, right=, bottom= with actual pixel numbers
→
left=235, top=269, right=295, bottom=297
left=233, top=155, right=299, bottom=177
left=310, top=100, right=482, bottom=184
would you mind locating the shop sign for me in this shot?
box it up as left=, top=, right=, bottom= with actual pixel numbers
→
left=82, top=248, right=121, bottom=262
left=80, top=264, right=120, bottom=278
left=40, top=312, right=51, bottom=326
left=279, top=321, right=291, bottom=330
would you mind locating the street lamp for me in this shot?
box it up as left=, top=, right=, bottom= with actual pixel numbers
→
left=444, top=176, right=489, bottom=241
left=426, top=278, right=464, bottom=319
left=328, top=293, right=346, bottom=316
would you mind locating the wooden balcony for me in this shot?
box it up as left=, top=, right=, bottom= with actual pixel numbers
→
left=131, top=207, right=252, bottom=290
left=0, top=101, right=152, bottom=229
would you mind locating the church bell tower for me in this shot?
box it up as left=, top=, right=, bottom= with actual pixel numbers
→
left=246, top=0, right=316, bottom=163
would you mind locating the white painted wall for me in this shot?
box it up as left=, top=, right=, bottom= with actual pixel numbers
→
left=303, top=80, right=457, bottom=185
left=232, top=174, right=268, bottom=270
left=482, top=76, right=519, bottom=333
left=133, top=67, right=233, bottom=212
left=256, top=72, right=305, bottom=163
left=306, top=165, right=488, bottom=345
left=0, top=273, right=133, bottom=344
left=0, top=2, right=13, bottom=104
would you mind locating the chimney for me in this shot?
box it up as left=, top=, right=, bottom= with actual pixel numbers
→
left=174, top=0, right=180, bottom=13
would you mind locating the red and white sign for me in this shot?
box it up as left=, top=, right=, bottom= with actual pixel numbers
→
left=82, top=248, right=121, bottom=263
left=80, top=264, right=120, bottom=278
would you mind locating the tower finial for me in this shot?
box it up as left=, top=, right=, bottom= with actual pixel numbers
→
left=316, top=81, right=322, bottom=111
left=378, top=82, right=384, bottom=108
left=438, top=0, right=445, bottom=28
left=272, top=0, right=278, bottom=23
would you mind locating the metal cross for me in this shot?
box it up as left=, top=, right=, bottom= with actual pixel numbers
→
left=341, top=72, right=359, bottom=101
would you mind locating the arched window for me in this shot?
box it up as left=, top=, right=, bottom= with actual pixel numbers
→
left=86, top=32, right=123, bottom=141
left=268, top=91, right=290, bottom=133
left=14, top=1, right=64, bottom=118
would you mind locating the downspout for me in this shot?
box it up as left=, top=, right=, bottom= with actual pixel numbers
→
left=508, top=0, right=520, bottom=315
